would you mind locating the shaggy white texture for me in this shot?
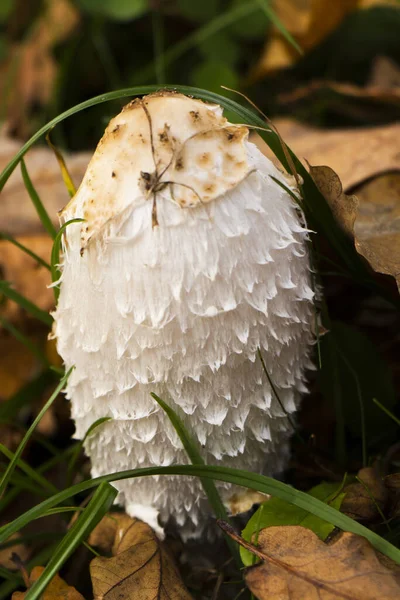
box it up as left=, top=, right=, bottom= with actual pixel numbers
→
left=53, top=94, right=315, bottom=539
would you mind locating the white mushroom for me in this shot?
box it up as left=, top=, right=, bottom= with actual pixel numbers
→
left=53, top=91, right=315, bottom=539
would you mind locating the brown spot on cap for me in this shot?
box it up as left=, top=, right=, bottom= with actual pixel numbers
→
left=197, top=152, right=211, bottom=167
left=175, top=157, right=184, bottom=171
left=111, top=171, right=116, bottom=178
left=204, top=183, right=216, bottom=194
left=189, top=110, right=201, bottom=122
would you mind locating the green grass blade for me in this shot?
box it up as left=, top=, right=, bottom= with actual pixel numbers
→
left=23, top=482, right=117, bottom=600
left=0, top=233, right=51, bottom=271
left=0, top=316, right=49, bottom=366
left=373, top=398, right=400, bottom=427
left=255, top=0, right=302, bottom=54
left=0, top=444, right=58, bottom=496
left=0, top=368, right=72, bottom=498
left=151, top=393, right=240, bottom=565
left=67, top=416, right=111, bottom=485
left=0, top=281, right=53, bottom=327
left=20, top=159, right=57, bottom=239
left=1, top=464, right=399, bottom=564
left=51, top=218, right=84, bottom=301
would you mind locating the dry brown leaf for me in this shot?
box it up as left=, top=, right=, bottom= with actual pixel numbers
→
left=353, top=173, right=400, bottom=291
left=0, top=0, right=80, bottom=137
left=88, top=512, right=134, bottom=554
left=223, top=523, right=400, bottom=599
left=253, top=0, right=399, bottom=78
left=253, top=120, right=400, bottom=191
left=341, top=466, right=388, bottom=522
left=12, top=565, right=85, bottom=600
left=308, top=163, right=359, bottom=237
left=279, top=79, right=400, bottom=111
left=90, top=517, right=193, bottom=600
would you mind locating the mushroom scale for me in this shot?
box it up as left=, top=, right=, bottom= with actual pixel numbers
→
left=53, top=92, right=315, bottom=539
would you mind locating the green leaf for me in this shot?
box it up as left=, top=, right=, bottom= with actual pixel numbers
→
left=198, top=31, right=240, bottom=66
left=228, top=0, right=269, bottom=39
left=240, top=482, right=346, bottom=566
left=1, top=464, right=399, bottom=565
left=76, top=0, right=148, bottom=21
left=0, top=368, right=72, bottom=498
left=177, top=0, right=221, bottom=22
left=191, top=60, right=239, bottom=94
left=0, top=0, right=14, bottom=22
left=23, top=482, right=117, bottom=600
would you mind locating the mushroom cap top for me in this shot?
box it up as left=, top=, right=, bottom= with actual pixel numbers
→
left=60, top=91, right=251, bottom=250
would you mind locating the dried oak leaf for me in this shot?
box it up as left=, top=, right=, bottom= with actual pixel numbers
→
left=309, top=164, right=400, bottom=292
left=308, top=163, right=359, bottom=238
left=88, top=512, right=134, bottom=555
left=227, top=524, right=400, bottom=599
left=341, top=466, right=388, bottom=522
left=353, top=173, right=400, bottom=292
left=12, top=566, right=84, bottom=599
left=90, top=517, right=193, bottom=600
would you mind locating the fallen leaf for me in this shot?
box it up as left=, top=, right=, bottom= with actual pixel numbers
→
left=341, top=467, right=388, bottom=522
left=88, top=512, right=134, bottom=554
left=90, top=517, right=193, bottom=600
left=222, top=523, right=400, bottom=599
left=12, top=565, right=85, bottom=599
left=252, top=0, right=399, bottom=78
left=241, top=482, right=346, bottom=566
left=252, top=120, right=400, bottom=191
left=308, top=163, right=359, bottom=238
left=353, top=173, right=400, bottom=292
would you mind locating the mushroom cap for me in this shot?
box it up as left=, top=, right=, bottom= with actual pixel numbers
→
left=60, top=91, right=252, bottom=250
